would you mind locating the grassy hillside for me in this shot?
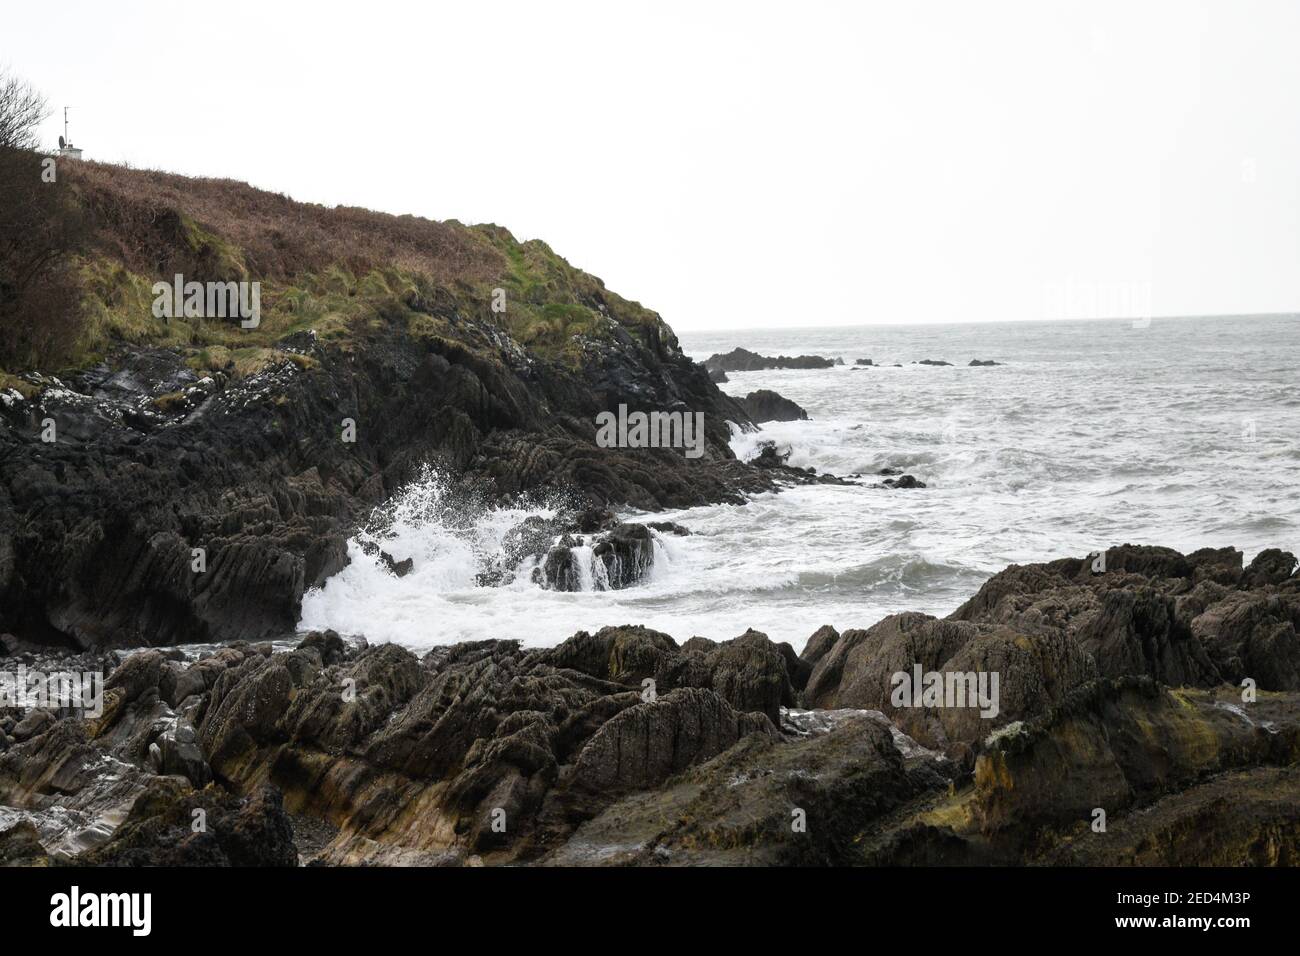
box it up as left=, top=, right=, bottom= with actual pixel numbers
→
left=4, top=159, right=678, bottom=383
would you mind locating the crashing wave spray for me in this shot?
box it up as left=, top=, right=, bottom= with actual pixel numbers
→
left=298, top=466, right=683, bottom=647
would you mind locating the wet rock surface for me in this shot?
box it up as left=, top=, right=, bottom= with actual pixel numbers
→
left=747, top=441, right=856, bottom=486
left=1, top=544, right=1297, bottom=866
left=876, top=474, right=927, bottom=489
left=737, top=389, right=809, bottom=423
left=532, top=523, right=660, bottom=591
left=0, top=324, right=770, bottom=651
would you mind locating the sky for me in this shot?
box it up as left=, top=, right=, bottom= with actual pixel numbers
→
left=6, top=0, right=1299, bottom=331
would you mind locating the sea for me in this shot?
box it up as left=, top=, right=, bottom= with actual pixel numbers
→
left=298, top=314, right=1300, bottom=653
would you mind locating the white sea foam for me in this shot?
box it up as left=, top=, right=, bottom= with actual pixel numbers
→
left=300, top=316, right=1300, bottom=652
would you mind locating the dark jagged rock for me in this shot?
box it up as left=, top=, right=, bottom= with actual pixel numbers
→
left=359, top=540, right=413, bottom=578
left=475, top=514, right=569, bottom=586
left=860, top=678, right=1300, bottom=865
left=181, top=624, right=799, bottom=863
left=0, top=330, right=769, bottom=650
left=1036, top=766, right=1300, bottom=865
left=590, top=524, right=657, bottom=589
left=541, top=625, right=796, bottom=724
left=854, top=358, right=873, bottom=366
left=573, top=507, right=618, bottom=534
left=75, top=779, right=298, bottom=866
left=915, top=359, right=952, bottom=366
left=530, top=522, right=660, bottom=591
left=4, top=543, right=1299, bottom=868
left=2, top=183, right=778, bottom=653
left=751, top=441, right=791, bottom=469
left=646, top=521, right=690, bottom=536
left=0, top=716, right=165, bottom=860
left=707, top=367, right=728, bottom=383
left=878, top=474, right=926, bottom=489
left=0, top=819, right=51, bottom=866
left=804, top=612, right=1096, bottom=763
left=950, top=544, right=1300, bottom=691
left=968, top=359, right=1001, bottom=366
left=738, top=389, right=809, bottom=423
left=565, top=687, right=777, bottom=793
left=800, top=624, right=840, bottom=670
left=703, top=347, right=837, bottom=374
left=746, top=441, right=856, bottom=487
left=1245, top=547, right=1299, bottom=586
left=545, top=711, right=952, bottom=866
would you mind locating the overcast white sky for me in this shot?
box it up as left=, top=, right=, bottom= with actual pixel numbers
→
left=7, top=0, right=1299, bottom=330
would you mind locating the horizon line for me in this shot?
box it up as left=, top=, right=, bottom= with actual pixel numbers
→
left=676, top=312, right=1300, bottom=336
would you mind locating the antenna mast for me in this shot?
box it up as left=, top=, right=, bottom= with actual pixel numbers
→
left=57, top=106, right=83, bottom=159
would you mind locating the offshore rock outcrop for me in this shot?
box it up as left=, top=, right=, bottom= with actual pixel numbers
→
left=703, top=347, right=839, bottom=374
left=3, top=543, right=1298, bottom=867
left=738, top=389, right=809, bottom=423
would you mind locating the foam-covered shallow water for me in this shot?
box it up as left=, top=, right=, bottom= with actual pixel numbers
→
left=300, top=315, right=1300, bottom=652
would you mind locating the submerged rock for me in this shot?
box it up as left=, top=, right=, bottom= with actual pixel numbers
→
left=878, top=474, right=926, bottom=489
left=359, top=540, right=413, bottom=578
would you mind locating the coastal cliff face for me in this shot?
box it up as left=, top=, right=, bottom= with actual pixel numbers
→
left=0, top=162, right=766, bottom=650
left=2, top=544, right=1298, bottom=867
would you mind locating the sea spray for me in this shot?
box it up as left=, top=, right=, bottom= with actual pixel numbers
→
left=298, top=466, right=686, bottom=647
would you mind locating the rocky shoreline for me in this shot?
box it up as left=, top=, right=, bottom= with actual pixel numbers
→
left=2, top=543, right=1298, bottom=867
left=2, top=161, right=1297, bottom=869
left=1, top=161, right=871, bottom=653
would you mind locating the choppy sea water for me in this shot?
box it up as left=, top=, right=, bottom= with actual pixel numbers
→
left=299, top=315, right=1300, bottom=652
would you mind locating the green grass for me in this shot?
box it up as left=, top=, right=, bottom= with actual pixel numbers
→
left=0, top=371, right=40, bottom=398
left=4, top=166, right=684, bottom=382
left=466, top=225, right=673, bottom=364
left=178, top=213, right=249, bottom=280
left=45, top=256, right=412, bottom=382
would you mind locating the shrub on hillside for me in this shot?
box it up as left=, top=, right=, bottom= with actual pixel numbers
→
left=0, top=71, right=89, bottom=370
left=0, top=146, right=89, bottom=370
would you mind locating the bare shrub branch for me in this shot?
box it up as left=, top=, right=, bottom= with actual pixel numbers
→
left=0, top=67, right=49, bottom=151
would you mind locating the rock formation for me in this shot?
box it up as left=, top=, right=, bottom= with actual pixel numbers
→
left=2, top=544, right=1297, bottom=867
left=703, top=347, right=839, bottom=374
left=738, top=389, right=809, bottom=423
